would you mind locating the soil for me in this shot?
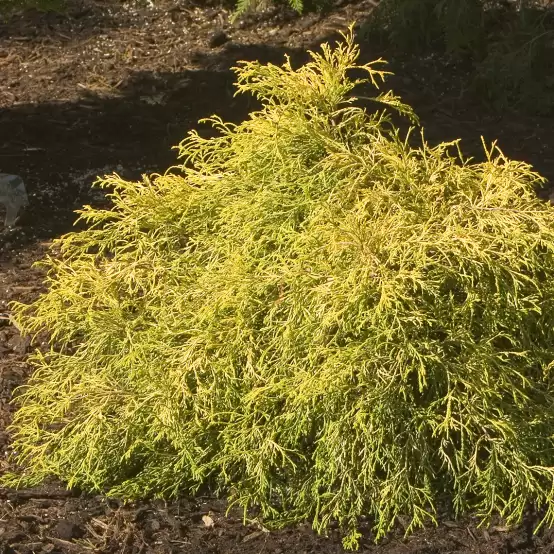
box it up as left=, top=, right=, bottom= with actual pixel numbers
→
left=1, top=0, right=554, bottom=552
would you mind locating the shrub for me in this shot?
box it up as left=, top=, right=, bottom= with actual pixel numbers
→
left=364, top=0, right=487, bottom=56
left=5, top=28, right=554, bottom=548
left=364, top=0, right=554, bottom=114
left=233, top=0, right=303, bottom=19
left=0, top=0, right=64, bottom=15
left=472, top=4, right=554, bottom=114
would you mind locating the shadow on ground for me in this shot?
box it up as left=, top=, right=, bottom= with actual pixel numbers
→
left=0, top=0, right=553, bottom=250
left=3, top=31, right=554, bottom=246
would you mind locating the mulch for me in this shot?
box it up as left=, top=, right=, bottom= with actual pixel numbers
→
left=1, top=0, right=554, bottom=552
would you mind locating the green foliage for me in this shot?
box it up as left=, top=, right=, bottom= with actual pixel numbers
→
left=364, top=0, right=554, bottom=113
left=366, top=0, right=507, bottom=55
left=473, top=5, right=554, bottom=113
left=231, top=0, right=298, bottom=20
left=230, top=0, right=330, bottom=20
left=0, top=0, right=64, bottom=15
left=365, top=0, right=487, bottom=55
left=5, top=29, right=554, bottom=548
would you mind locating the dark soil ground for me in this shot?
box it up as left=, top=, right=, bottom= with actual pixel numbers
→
left=2, top=1, right=554, bottom=552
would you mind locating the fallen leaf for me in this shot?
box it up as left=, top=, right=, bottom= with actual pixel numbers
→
left=202, top=515, right=214, bottom=528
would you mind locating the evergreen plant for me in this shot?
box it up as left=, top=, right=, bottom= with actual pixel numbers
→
left=5, top=29, right=554, bottom=548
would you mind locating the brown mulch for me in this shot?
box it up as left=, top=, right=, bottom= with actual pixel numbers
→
left=1, top=1, right=554, bottom=552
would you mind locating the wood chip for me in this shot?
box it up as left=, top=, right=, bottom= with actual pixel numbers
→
left=202, top=514, right=214, bottom=528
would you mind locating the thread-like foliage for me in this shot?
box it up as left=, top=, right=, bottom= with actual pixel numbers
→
left=5, top=29, right=554, bottom=548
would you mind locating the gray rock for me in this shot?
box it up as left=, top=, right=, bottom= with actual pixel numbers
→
left=0, top=174, right=29, bottom=227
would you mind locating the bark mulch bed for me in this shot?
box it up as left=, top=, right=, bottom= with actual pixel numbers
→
left=2, top=1, right=554, bottom=552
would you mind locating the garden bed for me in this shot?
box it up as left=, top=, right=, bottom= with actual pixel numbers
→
left=2, top=1, right=554, bottom=552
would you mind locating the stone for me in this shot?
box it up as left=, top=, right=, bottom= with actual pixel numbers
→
left=0, top=174, right=29, bottom=227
